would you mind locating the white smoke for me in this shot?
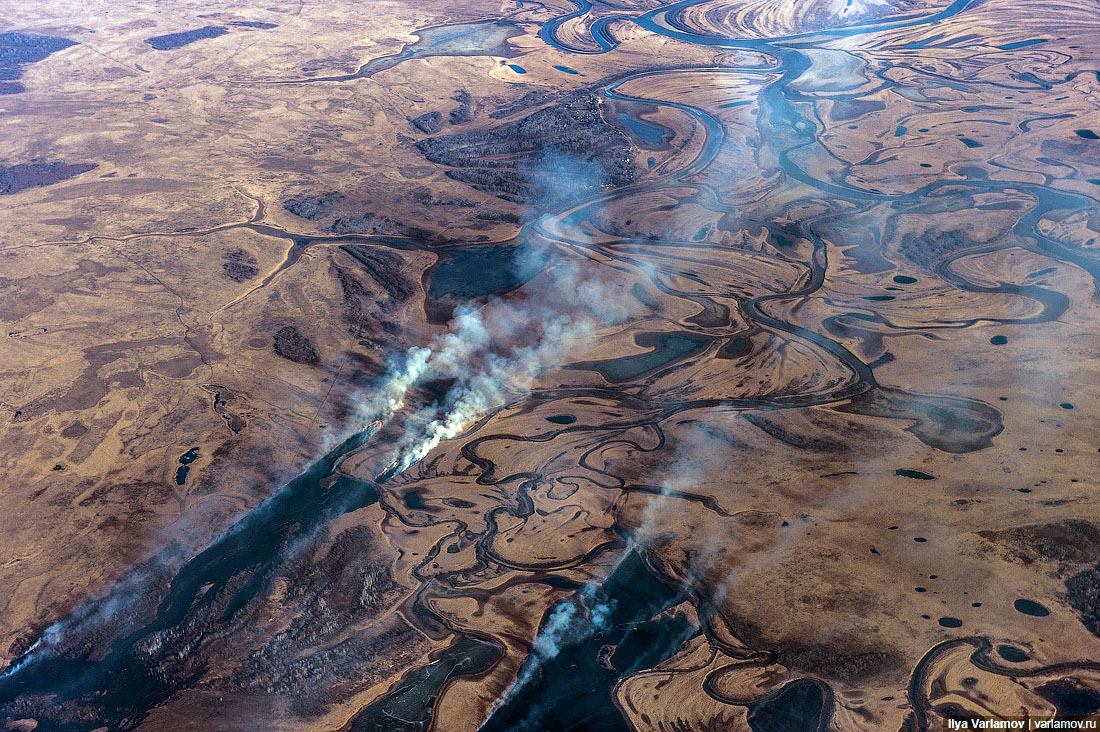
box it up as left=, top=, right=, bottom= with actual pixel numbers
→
left=340, top=139, right=644, bottom=477
left=0, top=637, right=41, bottom=680
left=480, top=582, right=618, bottom=730
left=353, top=345, right=432, bottom=427
left=359, top=257, right=635, bottom=478
left=839, top=0, right=890, bottom=15
left=0, top=557, right=161, bottom=677
left=386, top=313, right=582, bottom=472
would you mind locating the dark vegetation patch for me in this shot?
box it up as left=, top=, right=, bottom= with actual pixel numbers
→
left=1035, top=679, right=1100, bottom=716
left=0, top=32, right=76, bottom=95
left=75, top=480, right=175, bottom=508
left=899, top=229, right=980, bottom=267
left=474, top=210, right=522, bottom=224
left=415, top=93, right=635, bottom=205
left=144, top=26, right=229, bottom=51
left=232, top=527, right=412, bottom=715
left=221, top=248, right=259, bottom=281
left=285, top=526, right=401, bottom=624
left=229, top=21, right=278, bottom=29
left=743, top=413, right=845, bottom=453
left=1041, top=137, right=1100, bottom=167
left=7, top=627, right=48, bottom=658
left=449, top=107, right=471, bottom=125
left=1066, top=564, right=1100, bottom=637
left=411, top=111, right=442, bottom=134
left=417, top=378, right=458, bottom=405
left=283, top=191, right=343, bottom=220
left=332, top=262, right=371, bottom=327
left=977, top=520, right=1100, bottom=566
left=831, top=99, right=885, bottom=121
left=838, top=387, right=1002, bottom=453
left=411, top=186, right=474, bottom=207
left=60, top=422, right=88, bottom=439
left=339, top=245, right=415, bottom=304
left=489, top=89, right=559, bottom=119
left=895, top=468, right=934, bottom=480
left=776, top=643, right=898, bottom=683
left=331, top=212, right=403, bottom=235
left=765, top=220, right=809, bottom=249
left=272, top=325, right=319, bottom=365
left=201, top=383, right=249, bottom=433
left=331, top=251, right=409, bottom=349
left=0, top=161, right=96, bottom=194
left=449, top=89, right=471, bottom=125
left=725, top=614, right=899, bottom=683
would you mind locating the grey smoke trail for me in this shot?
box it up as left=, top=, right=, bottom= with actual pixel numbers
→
left=476, top=422, right=728, bottom=726
left=0, top=555, right=164, bottom=676
left=352, top=345, right=432, bottom=427
left=386, top=312, right=587, bottom=472
left=364, top=259, right=636, bottom=477
left=346, top=143, right=639, bottom=472
left=347, top=306, right=491, bottom=433
left=479, top=581, right=618, bottom=730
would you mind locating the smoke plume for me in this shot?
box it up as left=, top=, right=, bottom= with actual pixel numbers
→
left=358, top=255, right=636, bottom=478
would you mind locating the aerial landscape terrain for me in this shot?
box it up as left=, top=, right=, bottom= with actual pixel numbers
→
left=1, top=0, right=1099, bottom=729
